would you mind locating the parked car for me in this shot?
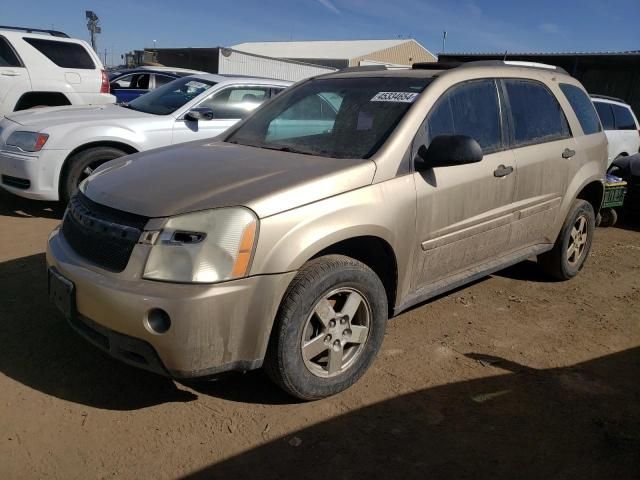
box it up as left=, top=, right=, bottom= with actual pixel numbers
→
left=0, top=74, right=291, bottom=202
left=0, top=26, right=114, bottom=116
left=591, top=95, right=640, bottom=166
left=46, top=61, right=606, bottom=400
left=109, top=68, right=204, bottom=104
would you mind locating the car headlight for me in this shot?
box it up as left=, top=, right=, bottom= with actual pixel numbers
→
left=6, top=131, right=49, bottom=152
left=142, top=207, right=258, bottom=283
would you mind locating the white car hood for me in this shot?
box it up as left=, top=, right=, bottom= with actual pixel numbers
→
left=5, top=104, right=149, bottom=128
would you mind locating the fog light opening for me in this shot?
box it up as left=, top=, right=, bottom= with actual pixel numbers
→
left=146, top=308, right=171, bottom=334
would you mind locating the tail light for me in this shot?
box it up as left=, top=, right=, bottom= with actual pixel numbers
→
left=100, top=69, right=110, bottom=94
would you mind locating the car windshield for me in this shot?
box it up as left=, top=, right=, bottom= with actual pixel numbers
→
left=225, top=76, right=432, bottom=159
left=125, top=77, right=216, bottom=115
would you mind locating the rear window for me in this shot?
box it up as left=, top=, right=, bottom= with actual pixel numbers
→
left=504, top=79, right=570, bottom=145
left=23, top=38, right=95, bottom=69
left=594, top=102, right=615, bottom=130
left=559, top=84, right=601, bottom=135
left=0, top=36, right=21, bottom=67
left=612, top=104, right=637, bottom=130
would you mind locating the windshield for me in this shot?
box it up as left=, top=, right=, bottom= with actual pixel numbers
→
left=125, top=77, right=216, bottom=115
left=225, top=76, right=432, bottom=159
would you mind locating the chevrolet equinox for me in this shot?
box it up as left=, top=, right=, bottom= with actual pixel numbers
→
left=47, top=61, right=607, bottom=399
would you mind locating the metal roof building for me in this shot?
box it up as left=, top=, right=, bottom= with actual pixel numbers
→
left=232, top=39, right=437, bottom=69
left=439, top=51, right=640, bottom=116
left=140, top=47, right=336, bottom=82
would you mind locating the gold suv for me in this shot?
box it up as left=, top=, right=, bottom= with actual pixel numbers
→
left=47, top=61, right=607, bottom=399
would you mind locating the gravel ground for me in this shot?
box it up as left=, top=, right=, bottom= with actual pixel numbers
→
left=0, top=188, right=638, bottom=480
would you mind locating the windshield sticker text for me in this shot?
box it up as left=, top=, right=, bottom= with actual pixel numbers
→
left=370, top=92, right=418, bottom=103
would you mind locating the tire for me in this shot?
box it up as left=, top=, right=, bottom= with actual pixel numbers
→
left=60, top=146, right=127, bottom=204
left=538, top=199, right=595, bottom=280
left=264, top=254, right=388, bottom=400
left=599, top=208, right=618, bottom=228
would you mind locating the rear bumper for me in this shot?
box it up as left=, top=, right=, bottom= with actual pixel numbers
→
left=0, top=149, right=69, bottom=200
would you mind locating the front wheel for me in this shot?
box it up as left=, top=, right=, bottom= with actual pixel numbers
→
left=60, top=146, right=127, bottom=204
left=265, top=255, right=388, bottom=400
left=538, top=199, right=595, bottom=280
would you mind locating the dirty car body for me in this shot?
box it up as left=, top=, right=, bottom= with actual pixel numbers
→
left=46, top=62, right=607, bottom=398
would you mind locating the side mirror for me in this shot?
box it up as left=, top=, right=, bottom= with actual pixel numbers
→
left=415, top=134, right=483, bottom=170
left=184, top=107, right=214, bottom=122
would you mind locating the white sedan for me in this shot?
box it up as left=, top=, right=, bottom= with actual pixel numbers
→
left=0, top=74, right=291, bottom=202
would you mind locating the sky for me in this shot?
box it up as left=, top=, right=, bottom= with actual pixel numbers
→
left=2, top=0, right=639, bottom=65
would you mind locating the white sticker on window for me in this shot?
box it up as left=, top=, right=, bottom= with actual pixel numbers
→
left=371, top=91, right=419, bottom=103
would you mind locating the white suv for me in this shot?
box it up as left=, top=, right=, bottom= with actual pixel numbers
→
left=591, top=95, right=640, bottom=167
left=0, top=26, right=114, bottom=117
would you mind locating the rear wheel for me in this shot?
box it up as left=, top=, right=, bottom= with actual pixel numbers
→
left=538, top=199, right=595, bottom=280
left=60, top=146, right=127, bottom=204
left=599, top=208, right=618, bottom=228
left=265, top=255, right=388, bottom=400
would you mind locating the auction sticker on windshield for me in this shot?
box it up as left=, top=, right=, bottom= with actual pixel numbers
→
left=371, top=92, right=419, bottom=103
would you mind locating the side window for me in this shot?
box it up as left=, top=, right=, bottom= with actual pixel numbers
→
left=0, top=37, right=21, bottom=67
left=594, top=102, right=615, bottom=130
left=23, top=38, right=95, bottom=69
left=611, top=104, right=637, bottom=130
left=154, top=74, right=174, bottom=88
left=505, top=80, right=571, bottom=144
left=111, top=74, right=133, bottom=88
left=559, top=83, right=601, bottom=135
left=426, top=79, right=502, bottom=152
left=200, top=87, right=270, bottom=119
left=132, top=74, right=150, bottom=90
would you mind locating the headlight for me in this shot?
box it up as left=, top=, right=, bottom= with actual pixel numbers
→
left=6, top=131, right=49, bottom=152
left=143, top=207, right=258, bottom=283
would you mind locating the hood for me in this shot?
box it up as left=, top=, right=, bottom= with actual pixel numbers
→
left=83, top=141, right=376, bottom=218
left=5, top=104, right=144, bottom=128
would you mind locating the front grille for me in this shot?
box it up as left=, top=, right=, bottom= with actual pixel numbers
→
left=61, top=193, right=149, bottom=272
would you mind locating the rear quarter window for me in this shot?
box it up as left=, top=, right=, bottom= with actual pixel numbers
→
left=559, top=84, right=601, bottom=135
left=23, top=38, right=95, bottom=69
left=611, top=104, right=637, bottom=130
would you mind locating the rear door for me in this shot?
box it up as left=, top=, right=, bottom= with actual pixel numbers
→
left=172, top=85, right=271, bottom=144
left=0, top=35, right=30, bottom=114
left=412, top=79, right=517, bottom=288
left=505, top=79, right=577, bottom=248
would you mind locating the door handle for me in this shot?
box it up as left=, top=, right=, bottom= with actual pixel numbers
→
left=1, top=71, right=20, bottom=76
left=493, top=165, right=514, bottom=178
left=562, top=148, right=576, bottom=159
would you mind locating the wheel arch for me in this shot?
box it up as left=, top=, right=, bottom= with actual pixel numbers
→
left=576, top=180, right=605, bottom=216
left=14, top=91, right=71, bottom=111
left=57, top=141, right=139, bottom=197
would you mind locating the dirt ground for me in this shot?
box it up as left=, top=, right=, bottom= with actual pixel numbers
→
left=0, top=187, right=638, bottom=480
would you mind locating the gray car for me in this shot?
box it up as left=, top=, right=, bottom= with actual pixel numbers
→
left=46, top=61, right=607, bottom=399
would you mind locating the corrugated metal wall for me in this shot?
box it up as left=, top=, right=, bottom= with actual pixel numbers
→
left=218, top=50, right=336, bottom=81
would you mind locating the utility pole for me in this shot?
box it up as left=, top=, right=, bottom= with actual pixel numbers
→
left=85, top=11, right=101, bottom=53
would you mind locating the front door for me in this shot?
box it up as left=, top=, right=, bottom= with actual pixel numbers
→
left=172, top=85, right=272, bottom=144
left=412, top=79, right=517, bottom=289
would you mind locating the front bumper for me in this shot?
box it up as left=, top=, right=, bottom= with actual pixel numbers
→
left=0, top=149, right=69, bottom=201
left=46, top=226, right=295, bottom=378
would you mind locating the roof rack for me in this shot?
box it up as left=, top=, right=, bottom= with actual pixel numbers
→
left=0, top=25, right=69, bottom=38
left=412, top=59, right=569, bottom=75
left=338, top=65, right=389, bottom=73
left=590, top=94, right=626, bottom=104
